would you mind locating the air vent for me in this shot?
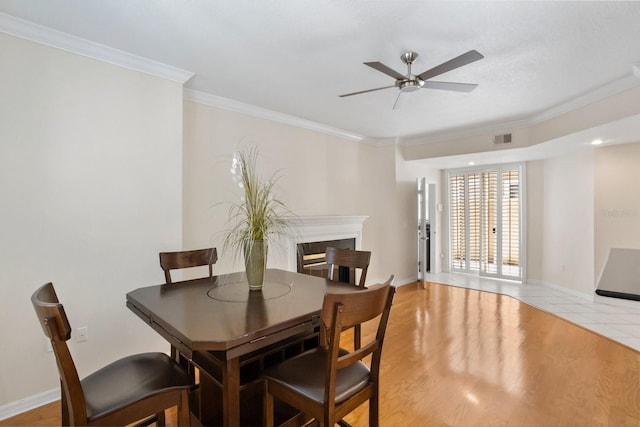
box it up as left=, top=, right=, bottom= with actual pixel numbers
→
left=493, top=133, right=512, bottom=145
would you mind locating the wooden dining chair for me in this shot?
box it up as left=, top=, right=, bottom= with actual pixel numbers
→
left=159, top=247, right=218, bottom=284
left=325, top=246, right=371, bottom=288
left=31, top=282, right=193, bottom=426
left=263, top=275, right=396, bottom=427
left=159, top=247, right=218, bottom=375
left=325, top=246, right=372, bottom=350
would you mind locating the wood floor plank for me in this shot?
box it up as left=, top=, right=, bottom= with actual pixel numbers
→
left=3, top=281, right=639, bottom=426
left=0, top=401, right=60, bottom=427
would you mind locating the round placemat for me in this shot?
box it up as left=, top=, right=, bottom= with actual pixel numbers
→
left=207, top=280, right=292, bottom=302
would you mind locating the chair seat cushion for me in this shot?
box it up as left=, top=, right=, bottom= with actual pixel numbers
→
left=263, top=347, right=370, bottom=404
left=81, top=352, right=193, bottom=420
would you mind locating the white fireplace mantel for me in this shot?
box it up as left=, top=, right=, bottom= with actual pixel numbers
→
left=269, top=215, right=368, bottom=272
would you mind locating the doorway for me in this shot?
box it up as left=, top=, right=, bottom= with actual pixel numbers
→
left=448, top=163, right=523, bottom=281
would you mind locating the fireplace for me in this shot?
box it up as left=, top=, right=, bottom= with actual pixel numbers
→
left=268, top=216, right=368, bottom=273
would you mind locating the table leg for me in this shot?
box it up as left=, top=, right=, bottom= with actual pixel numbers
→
left=222, top=356, right=241, bottom=427
left=199, top=371, right=221, bottom=425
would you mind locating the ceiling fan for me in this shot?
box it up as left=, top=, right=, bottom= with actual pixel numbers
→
left=339, top=50, right=484, bottom=109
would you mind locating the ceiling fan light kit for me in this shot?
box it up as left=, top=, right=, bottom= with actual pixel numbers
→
left=340, top=49, right=484, bottom=109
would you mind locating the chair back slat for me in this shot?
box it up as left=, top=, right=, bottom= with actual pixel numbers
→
left=159, top=247, right=218, bottom=284
left=31, top=283, right=72, bottom=340
left=321, top=283, right=389, bottom=331
left=325, top=247, right=371, bottom=288
left=336, top=341, right=378, bottom=370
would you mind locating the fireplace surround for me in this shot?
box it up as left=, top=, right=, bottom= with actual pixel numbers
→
left=268, top=215, right=368, bottom=273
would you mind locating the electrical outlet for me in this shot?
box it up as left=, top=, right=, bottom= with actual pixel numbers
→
left=76, top=326, right=89, bottom=343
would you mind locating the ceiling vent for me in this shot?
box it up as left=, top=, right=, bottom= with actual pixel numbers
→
left=493, top=133, right=512, bottom=145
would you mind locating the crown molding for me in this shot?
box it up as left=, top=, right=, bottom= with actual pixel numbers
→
left=0, top=12, right=194, bottom=84
left=183, top=88, right=364, bottom=142
left=368, top=137, right=398, bottom=146
left=399, top=117, right=531, bottom=146
left=528, top=73, right=640, bottom=125
left=400, top=73, right=640, bottom=146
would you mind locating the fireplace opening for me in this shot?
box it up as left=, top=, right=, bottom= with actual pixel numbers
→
left=296, top=238, right=356, bottom=285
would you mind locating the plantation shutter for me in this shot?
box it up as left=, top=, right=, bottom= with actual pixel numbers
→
left=450, top=174, right=466, bottom=270
left=468, top=173, right=481, bottom=272
left=448, top=165, right=522, bottom=280
left=501, top=169, right=520, bottom=276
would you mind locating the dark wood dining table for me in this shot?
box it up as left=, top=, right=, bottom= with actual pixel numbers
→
left=126, top=268, right=354, bottom=427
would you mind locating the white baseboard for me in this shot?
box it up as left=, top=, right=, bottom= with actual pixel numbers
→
left=365, top=276, right=417, bottom=288
left=0, top=388, right=59, bottom=421
left=393, top=276, right=418, bottom=287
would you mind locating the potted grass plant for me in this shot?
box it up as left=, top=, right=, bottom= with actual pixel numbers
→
left=223, top=147, right=293, bottom=291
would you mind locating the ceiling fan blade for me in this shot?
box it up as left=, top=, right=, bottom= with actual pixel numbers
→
left=364, top=62, right=406, bottom=80
left=417, top=50, right=484, bottom=81
left=392, top=91, right=404, bottom=110
left=422, top=81, right=479, bottom=92
left=338, top=85, right=396, bottom=97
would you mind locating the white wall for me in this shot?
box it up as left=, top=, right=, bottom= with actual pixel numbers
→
left=0, top=33, right=183, bottom=406
left=182, top=100, right=403, bottom=285
left=540, top=148, right=595, bottom=294
left=395, top=148, right=442, bottom=276
left=525, top=160, right=544, bottom=281
left=594, top=142, right=640, bottom=279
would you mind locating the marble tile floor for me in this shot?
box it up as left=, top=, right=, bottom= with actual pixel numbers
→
left=422, top=272, right=640, bottom=352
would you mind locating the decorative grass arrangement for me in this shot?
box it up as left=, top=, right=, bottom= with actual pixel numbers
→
left=223, top=147, right=294, bottom=287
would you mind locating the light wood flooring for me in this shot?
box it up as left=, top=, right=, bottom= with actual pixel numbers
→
left=3, top=282, right=639, bottom=426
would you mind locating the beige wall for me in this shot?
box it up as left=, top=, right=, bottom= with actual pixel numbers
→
left=182, top=100, right=403, bottom=284
left=594, top=142, right=640, bottom=279
left=540, top=148, right=595, bottom=294
left=534, top=142, right=640, bottom=295
left=525, top=160, right=544, bottom=280
left=0, top=34, right=184, bottom=406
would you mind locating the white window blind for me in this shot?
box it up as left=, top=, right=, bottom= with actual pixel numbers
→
left=501, top=169, right=520, bottom=275
left=450, top=174, right=466, bottom=270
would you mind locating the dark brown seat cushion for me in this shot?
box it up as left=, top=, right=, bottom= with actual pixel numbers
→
left=82, top=352, right=193, bottom=420
left=263, top=347, right=369, bottom=404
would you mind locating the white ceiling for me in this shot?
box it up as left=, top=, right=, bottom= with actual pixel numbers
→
left=2, top=1, right=640, bottom=143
